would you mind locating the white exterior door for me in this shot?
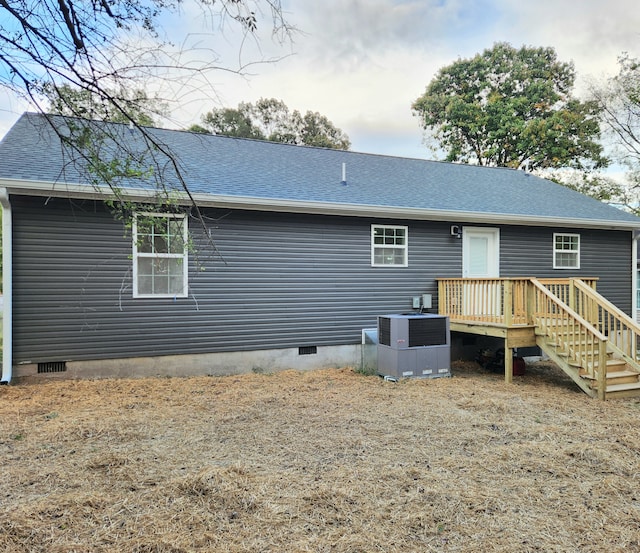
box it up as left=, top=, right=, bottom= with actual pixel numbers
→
left=462, top=228, right=500, bottom=319
left=463, top=227, right=500, bottom=278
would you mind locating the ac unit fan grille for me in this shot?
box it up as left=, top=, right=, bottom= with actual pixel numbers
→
left=379, top=317, right=391, bottom=346
left=408, top=318, right=447, bottom=347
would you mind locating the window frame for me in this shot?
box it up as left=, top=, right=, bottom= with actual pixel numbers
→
left=553, top=232, right=580, bottom=270
left=371, top=224, right=409, bottom=267
left=132, top=212, right=189, bottom=298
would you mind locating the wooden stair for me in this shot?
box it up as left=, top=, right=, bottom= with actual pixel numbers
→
left=536, top=334, right=640, bottom=399
left=532, top=279, right=640, bottom=400
left=437, top=276, right=640, bottom=400
left=582, top=362, right=640, bottom=398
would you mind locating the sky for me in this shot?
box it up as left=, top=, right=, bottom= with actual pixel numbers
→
left=1, top=0, right=639, bottom=160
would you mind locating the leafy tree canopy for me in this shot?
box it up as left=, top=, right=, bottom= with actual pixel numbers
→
left=190, top=98, right=351, bottom=150
left=412, top=42, right=607, bottom=171
left=44, top=84, right=166, bottom=126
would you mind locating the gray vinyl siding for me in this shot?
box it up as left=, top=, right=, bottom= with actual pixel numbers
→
left=11, top=196, right=460, bottom=363
left=499, top=225, right=632, bottom=313
left=10, top=196, right=633, bottom=364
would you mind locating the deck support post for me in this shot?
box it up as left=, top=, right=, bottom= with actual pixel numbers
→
left=503, top=280, right=513, bottom=327
left=504, top=341, right=513, bottom=383
left=503, top=281, right=513, bottom=383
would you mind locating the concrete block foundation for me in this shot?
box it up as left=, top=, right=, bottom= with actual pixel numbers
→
left=12, top=344, right=362, bottom=382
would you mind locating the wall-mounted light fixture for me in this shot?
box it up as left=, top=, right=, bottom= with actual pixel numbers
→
left=450, top=225, right=462, bottom=239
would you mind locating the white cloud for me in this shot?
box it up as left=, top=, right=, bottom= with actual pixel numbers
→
left=487, top=0, right=640, bottom=88
left=1, top=0, right=639, bottom=160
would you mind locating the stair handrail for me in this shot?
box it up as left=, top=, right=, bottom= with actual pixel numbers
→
left=572, top=279, right=640, bottom=364
left=530, top=278, right=607, bottom=394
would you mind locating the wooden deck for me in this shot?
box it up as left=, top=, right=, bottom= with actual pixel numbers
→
left=437, top=278, right=640, bottom=399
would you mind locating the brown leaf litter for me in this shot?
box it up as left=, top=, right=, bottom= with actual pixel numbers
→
left=1, top=361, right=640, bottom=552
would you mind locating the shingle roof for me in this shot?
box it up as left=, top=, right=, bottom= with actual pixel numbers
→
left=1, top=112, right=638, bottom=229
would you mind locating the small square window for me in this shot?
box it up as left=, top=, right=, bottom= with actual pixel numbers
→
left=553, top=233, right=580, bottom=269
left=371, top=225, right=408, bottom=267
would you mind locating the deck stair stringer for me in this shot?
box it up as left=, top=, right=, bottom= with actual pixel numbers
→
left=534, top=333, right=640, bottom=399
left=534, top=334, right=598, bottom=398
left=532, top=278, right=640, bottom=400
left=583, top=343, right=640, bottom=399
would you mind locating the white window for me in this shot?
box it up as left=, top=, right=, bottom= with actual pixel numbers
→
left=553, top=233, right=580, bottom=269
left=133, top=213, right=188, bottom=298
left=371, top=225, right=408, bottom=267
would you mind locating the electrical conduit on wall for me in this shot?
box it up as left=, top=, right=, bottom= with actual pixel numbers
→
left=0, top=188, right=11, bottom=384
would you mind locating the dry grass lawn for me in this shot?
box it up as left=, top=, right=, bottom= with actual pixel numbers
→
left=1, top=361, right=640, bottom=552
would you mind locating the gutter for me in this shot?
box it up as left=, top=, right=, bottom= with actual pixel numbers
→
left=0, top=188, right=11, bottom=384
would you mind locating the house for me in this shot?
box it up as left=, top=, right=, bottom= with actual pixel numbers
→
left=637, top=243, right=640, bottom=321
left=1, top=112, right=640, bottom=395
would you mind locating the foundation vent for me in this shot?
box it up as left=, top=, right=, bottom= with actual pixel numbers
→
left=37, top=361, right=67, bottom=374
left=298, top=346, right=317, bottom=355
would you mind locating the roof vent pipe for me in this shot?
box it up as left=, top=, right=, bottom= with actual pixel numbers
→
left=341, top=162, right=347, bottom=185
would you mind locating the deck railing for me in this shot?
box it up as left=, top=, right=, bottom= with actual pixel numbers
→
left=437, top=277, right=531, bottom=326
left=529, top=279, right=607, bottom=394
left=571, top=279, right=640, bottom=365
left=535, top=278, right=598, bottom=304
left=437, top=277, right=599, bottom=328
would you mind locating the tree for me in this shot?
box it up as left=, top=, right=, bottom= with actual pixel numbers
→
left=191, top=98, right=351, bottom=149
left=190, top=106, right=265, bottom=140
left=0, top=0, right=293, bottom=222
left=543, top=168, right=632, bottom=205
left=43, top=83, right=165, bottom=126
left=412, top=42, right=606, bottom=171
left=589, top=53, right=640, bottom=212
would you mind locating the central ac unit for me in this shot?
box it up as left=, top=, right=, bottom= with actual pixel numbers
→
left=377, top=314, right=450, bottom=379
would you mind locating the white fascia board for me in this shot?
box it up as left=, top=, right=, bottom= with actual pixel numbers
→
left=2, top=177, right=639, bottom=231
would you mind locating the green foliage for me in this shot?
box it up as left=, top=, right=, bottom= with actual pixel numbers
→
left=193, top=98, right=351, bottom=150
left=58, top=117, right=191, bottom=239
left=191, top=106, right=264, bottom=140
left=44, top=84, right=165, bottom=126
left=412, top=42, right=607, bottom=171
left=355, top=364, right=377, bottom=376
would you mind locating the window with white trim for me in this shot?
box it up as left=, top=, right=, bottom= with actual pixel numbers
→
left=371, top=225, right=408, bottom=267
left=553, top=233, right=580, bottom=269
left=133, top=213, right=188, bottom=297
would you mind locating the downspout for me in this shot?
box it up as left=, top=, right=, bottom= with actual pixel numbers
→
left=0, top=188, right=12, bottom=384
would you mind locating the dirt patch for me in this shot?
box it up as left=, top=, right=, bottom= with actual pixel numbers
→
left=1, top=361, right=640, bottom=552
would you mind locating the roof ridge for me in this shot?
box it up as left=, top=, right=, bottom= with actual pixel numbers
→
left=19, top=112, right=527, bottom=172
